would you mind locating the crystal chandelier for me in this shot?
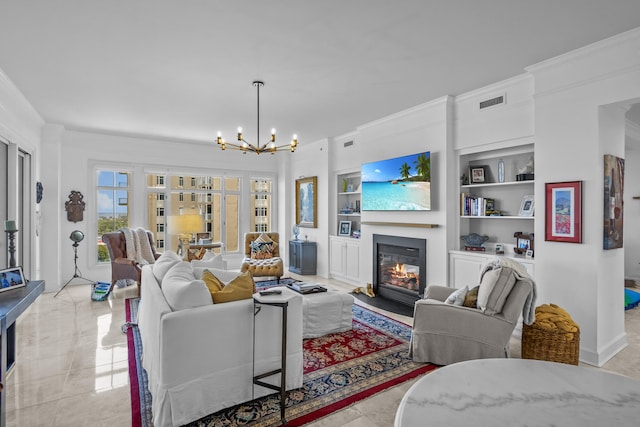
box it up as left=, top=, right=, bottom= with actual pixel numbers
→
left=216, top=81, right=298, bottom=154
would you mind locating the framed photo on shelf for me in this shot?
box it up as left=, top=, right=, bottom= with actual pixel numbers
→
left=545, top=181, right=582, bottom=243
left=338, top=220, right=352, bottom=236
left=518, top=195, right=535, bottom=217
left=469, top=165, right=489, bottom=183
left=0, top=266, right=26, bottom=293
left=296, top=176, right=318, bottom=228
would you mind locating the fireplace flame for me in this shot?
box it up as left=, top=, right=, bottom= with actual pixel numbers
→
left=394, top=263, right=405, bottom=274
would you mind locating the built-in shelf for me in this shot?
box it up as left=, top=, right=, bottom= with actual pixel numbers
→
left=461, top=180, right=533, bottom=189
left=460, top=216, right=534, bottom=220
left=361, top=221, right=439, bottom=228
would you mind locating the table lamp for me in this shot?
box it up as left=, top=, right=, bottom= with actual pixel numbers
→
left=167, top=214, right=204, bottom=260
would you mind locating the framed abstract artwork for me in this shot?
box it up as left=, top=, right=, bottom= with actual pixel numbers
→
left=603, top=154, right=624, bottom=250
left=545, top=181, right=582, bottom=243
left=296, top=176, right=318, bottom=228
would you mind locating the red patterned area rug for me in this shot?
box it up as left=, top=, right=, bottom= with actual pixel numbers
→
left=126, top=298, right=435, bottom=427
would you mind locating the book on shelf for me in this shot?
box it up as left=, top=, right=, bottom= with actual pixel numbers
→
left=464, top=246, right=487, bottom=252
left=460, top=193, right=495, bottom=217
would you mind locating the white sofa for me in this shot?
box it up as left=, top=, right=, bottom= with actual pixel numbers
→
left=137, top=251, right=304, bottom=427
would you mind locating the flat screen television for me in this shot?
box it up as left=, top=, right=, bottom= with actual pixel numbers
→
left=361, top=151, right=431, bottom=211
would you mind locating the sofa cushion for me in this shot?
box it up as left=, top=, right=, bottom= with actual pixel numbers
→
left=162, top=261, right=212, bottom=310
left=152, top=250, right=183, bottom=285
left=477, top=267, right=517, bottom=315
left=203, top=270, right=255, bottom=303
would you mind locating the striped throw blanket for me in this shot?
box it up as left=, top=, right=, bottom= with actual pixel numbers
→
left=122, top=227, right=156, bottom=265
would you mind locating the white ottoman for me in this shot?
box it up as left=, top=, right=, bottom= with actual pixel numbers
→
left=302, top=290, right=354, bottom=338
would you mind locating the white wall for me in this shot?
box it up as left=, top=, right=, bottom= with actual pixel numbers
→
left=528, top=27, right=640, bottom=366
left=288, top=138, right=330, bottom=276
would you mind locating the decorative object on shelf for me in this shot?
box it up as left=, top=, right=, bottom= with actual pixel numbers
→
left=545, top=181, right=582, bottom=244
left=461, top=233, right=489, bottom=251
left=55, top=230, right=95, bottom=297
left=3, top=220, right=18, bottom=267
left=292, top=223, right=300, bottom=240
left=65, top=190, right=86, bottom=223
left=495, top=243, right=505, bottom=255
left=603, top=154, right=624, bottom=250
left=342, top=178, right=348, bottom=192
left=469, top=165, right=490, bottom=183
left=514, top=232, right=534, bottom=256
left=498, top=158, right=505, bottom=183
left=461, top=173, right=469, bottom=185
left=296, top=176, right=317, bottom=228
left=338, top=220, right=352, bottom=237
left=516, top=156, right=535, bottom=181
left=0, top=266, right=26, bottom=293
left=215, top=81, right=298, bottom=155
left=518, top=195, right=535, bottom=217
left=36, top=181, right=43, bottom=203
left=347, top=183, right=354, bottom=192
left=351, top=230, right=361, bottom=239
left=355, top=200, right=360, bottom=212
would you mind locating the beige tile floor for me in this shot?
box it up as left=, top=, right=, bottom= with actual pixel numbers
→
left=5, top=276, right=640, bottom=427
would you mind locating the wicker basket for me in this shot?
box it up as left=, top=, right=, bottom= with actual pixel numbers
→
left=521, top=321, right=580, bottom=365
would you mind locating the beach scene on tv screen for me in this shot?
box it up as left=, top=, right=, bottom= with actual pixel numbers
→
left=361, top=151, right=431, bottom=211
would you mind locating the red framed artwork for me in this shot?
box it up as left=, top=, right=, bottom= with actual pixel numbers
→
left=545, top=181, right=582, bottom=243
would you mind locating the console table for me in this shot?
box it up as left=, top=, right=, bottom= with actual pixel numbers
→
left=289, top=240, right=317, bottom=275
left=395, top=358, right=640, bottom=426
left=0, top=280, right=45, bottom=427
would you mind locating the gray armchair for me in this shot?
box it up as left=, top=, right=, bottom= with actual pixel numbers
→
left=410, top=259, right=534, bottom=365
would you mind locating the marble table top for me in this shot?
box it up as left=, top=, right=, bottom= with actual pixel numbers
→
left=395, top=358, right=640, bottom=427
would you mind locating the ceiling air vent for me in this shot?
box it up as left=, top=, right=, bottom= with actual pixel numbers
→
left=479, top=94, right=505, bottom=110
left=343, top=140, right=354, bottom=147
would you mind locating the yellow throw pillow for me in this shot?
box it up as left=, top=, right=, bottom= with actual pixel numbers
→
left=202, top=269, right=224, bottom=294
left=204, top=270, right=256, bottom=304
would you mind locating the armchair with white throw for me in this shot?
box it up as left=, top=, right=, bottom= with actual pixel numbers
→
left=410, top=257, right=536, bottom=365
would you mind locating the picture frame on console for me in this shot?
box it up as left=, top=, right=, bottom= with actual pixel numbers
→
left=338, top=220, right=351, bottom=237
left=0, top=266, right=26, bottom=293
left=296, top=176, right=318, bottom=228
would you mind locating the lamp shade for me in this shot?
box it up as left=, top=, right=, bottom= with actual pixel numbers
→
left=167, top=214, right=204, bottom=235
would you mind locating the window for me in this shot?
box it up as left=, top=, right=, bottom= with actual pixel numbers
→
left=157, top=207, right=164, bottom=216
left=156, top=176, right=164, bottom=186
left=97, top=170, right=131, bottom=262
left=156, top=223, right=164, bottom=232
left=179, top=176, right=184, bottom=187
left=179, top=193, right=184, bottom=202
left=250, top=178, right=272, bottom=233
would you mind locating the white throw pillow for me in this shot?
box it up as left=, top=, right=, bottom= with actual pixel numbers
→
left=445, top=286, right=468, bottom=306
left=152, top=250, right=183, bottom=285
left=161, top=261, right=212, bottom=310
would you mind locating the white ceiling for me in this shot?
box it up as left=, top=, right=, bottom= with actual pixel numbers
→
left=1, top=1, right=640, bottom=146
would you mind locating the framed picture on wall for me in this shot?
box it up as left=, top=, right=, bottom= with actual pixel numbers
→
left=296, top=176, right=318, bottom=228
left=545, top=181, right=582, bottom=244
